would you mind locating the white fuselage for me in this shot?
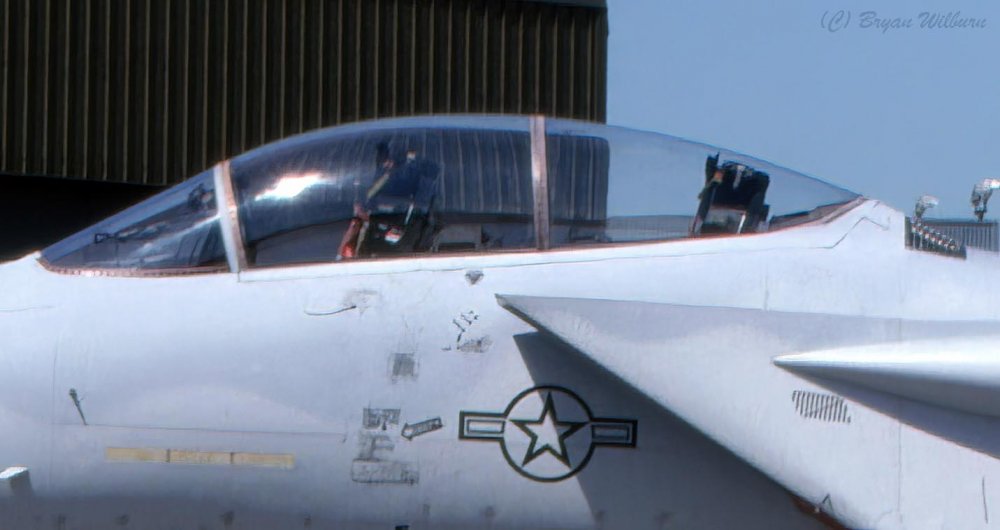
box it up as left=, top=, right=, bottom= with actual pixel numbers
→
left=1, top=199, right=997, bottom=529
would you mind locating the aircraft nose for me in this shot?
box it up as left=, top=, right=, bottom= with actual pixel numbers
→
left=0, top=256, right=60, bottom=505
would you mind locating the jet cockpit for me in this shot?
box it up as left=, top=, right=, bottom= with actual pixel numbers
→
left=14, top=116, right=1000, bottom=530
left=39, top=116, right=859, bottom=275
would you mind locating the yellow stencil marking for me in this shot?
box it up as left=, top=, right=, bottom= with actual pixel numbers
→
left=232, top=452, right=295, bottom=469
left=105, top=447, right=168, bottom=463
left=168, top=450, right=232, bottom=466
left=105, top=447, right=294, bottom=469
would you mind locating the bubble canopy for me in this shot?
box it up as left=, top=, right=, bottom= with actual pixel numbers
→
left=41, top=116, right=860, bottom=274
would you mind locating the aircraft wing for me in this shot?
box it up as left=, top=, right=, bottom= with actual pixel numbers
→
left=497, top=294, right=1000, bottom=529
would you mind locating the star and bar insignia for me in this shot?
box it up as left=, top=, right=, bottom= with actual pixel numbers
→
left=459, top=386, right=637, bottom=482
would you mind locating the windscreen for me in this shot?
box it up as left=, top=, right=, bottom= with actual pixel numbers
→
left=40, top=170, right=227, bottom=272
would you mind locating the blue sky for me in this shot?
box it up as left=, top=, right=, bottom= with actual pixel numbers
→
left=606, top=1, right=1000, bottom=218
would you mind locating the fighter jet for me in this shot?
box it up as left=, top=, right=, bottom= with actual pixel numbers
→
left=0, top=114, right=993, bottom=529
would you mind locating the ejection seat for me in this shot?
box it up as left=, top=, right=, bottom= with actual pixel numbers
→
left=350, top=151, right=441, bottom=258
left=691, top=153, right=770, bottom=235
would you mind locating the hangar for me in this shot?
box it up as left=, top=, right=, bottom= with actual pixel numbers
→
left=0, top=0, right=607, bottom=259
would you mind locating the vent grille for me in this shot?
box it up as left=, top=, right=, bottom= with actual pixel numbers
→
left=791, top=390, right=851, bottom=424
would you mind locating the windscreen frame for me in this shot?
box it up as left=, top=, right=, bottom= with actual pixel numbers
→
left=38, top=168, right=232, bottom=277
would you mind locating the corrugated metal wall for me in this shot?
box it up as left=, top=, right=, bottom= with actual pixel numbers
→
left=0, top=0, right=608, bottom=186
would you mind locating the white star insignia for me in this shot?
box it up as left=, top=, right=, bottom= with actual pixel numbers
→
left=511, top=392, right=586, bottom=467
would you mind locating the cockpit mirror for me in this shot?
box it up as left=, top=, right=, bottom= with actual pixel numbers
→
left=187, top=183, right=214, bottom=212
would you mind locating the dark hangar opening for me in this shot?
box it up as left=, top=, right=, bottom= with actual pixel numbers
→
left=0, top=0, right=608, bottom=260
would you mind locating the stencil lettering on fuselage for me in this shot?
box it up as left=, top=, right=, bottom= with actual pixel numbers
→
left=363, top=408, right=401, bottom=429
left=444, top=310, right=492, bottom=353
left=459, top=386, right=637, bottom=482
left=389, top=352, right=418, bottom=380
left=352, top=407, right=419, bottom=484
